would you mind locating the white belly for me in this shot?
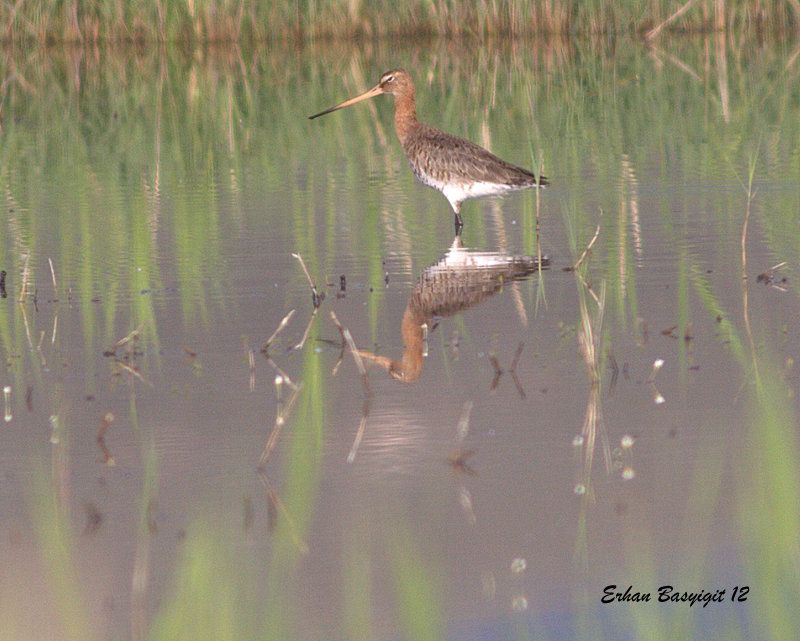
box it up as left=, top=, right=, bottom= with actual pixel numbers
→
left=443, top=181, right=512, bottom=202
left=417, top=173, right=511, bottom=208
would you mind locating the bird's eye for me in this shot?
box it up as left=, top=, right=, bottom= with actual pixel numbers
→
left=384, top=75, right=395, bottom=84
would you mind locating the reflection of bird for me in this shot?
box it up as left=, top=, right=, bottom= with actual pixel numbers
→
left=310, top=69, right=548, bottom=234
left=356, top=237, right=549, bottom=382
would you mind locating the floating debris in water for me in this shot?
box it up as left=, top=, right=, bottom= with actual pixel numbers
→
left=459, top=487, right=476, bottom=526
left=49, top=415, right=60, bottom=444
left=105, top=325, right=143, bottom=358
left=3, top=386, right=11, bottom=422
left=97, top=412, right=116, bottom=466
left=448, top=449, right=477, bottom=476
left=621, top=434, right=634, bottom=449
left=456, top=400, right=474, bottom=442
left=450, top=331, right=460, bottom=360
left=622, top=466, right=636, bottom=480
left=647, top=358, right=664, bottom=382
left=83, top=502, right=103, bottom=536
left=756, top=261, right=788, bottom=290
left=511, top=558, right=527, bottom=574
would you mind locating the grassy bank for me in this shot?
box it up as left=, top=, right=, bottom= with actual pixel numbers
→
left=1, top=0, right=799, bottom=44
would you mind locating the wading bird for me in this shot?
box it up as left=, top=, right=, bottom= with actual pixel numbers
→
left=309, top=69, right=547, bottom=234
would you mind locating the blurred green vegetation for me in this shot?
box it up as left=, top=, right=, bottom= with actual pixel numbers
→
left=1, top=35, right=798, bottom=366
left=0, top=0, right=798, bottom=44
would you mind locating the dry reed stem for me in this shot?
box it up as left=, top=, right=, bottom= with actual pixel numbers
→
left=509, top=342, right=524, bottom=373
left=328, top=311, right=373, bottom=462
left=35, top=330, right=47, bottom=368
left=258, top=471, right=309, bottom=555
left=456, top=399, right=474, bottom=443
left=329, top=311, right=367, bottom=377
left=291, top=308, right=318, bottom=351
left=291, top=252, right=322, bottom=306
left=18, top=253, right=30, bottom=302
left=263, top=309, right=295, bottom=351
left=646, top=0, right=698, bottom=41
left=575, top=275, right=611, bottom=482
left=111, top=325, right=143, bottom=351
left=116, top=361, right=153, bottom=387
left=264, top=356, right=299, bottom=391
left=346, top=396, right=370, bottom=463
left=48, top=257, right=57, bottom=293
left=573, top=224, right=601, bottom=272
left=19, top=304, right=33, bottom=350
left=740, top=169, right=760, bottom=384
left=260, top=382, right=303, bottom=464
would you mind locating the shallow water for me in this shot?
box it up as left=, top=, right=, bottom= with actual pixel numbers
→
left=0, top=36, right=799, bottom=640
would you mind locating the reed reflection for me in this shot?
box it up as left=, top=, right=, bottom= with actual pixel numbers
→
left=358, top=236, right=549, bottom=382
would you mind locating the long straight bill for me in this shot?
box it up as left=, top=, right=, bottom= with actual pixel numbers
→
left=308, top=84, right=383, bottom=119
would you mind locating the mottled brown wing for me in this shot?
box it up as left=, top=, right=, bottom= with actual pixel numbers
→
left=404, top=125, right=547, bottom=188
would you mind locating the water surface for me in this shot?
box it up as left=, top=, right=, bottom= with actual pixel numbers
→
left=0, top=36, right=799, bottom=641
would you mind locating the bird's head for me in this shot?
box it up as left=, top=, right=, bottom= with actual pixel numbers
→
left=309, top=68, right=413, bottom=120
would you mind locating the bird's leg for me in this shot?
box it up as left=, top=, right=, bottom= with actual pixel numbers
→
left=453, top=203, right=463, bottom=236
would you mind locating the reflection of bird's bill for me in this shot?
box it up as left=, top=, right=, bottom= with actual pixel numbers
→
left=308, top=84, right=383, bottom=120
left=355, top=350, right=393, bottom=369
left=355, top=350, right=402, bottom=379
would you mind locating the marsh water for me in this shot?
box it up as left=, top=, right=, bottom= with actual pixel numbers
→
left=0, top=36, right=799, bottom=641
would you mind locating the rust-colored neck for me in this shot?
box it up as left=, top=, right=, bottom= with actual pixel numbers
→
left=393, top=87, right=418, bottom=146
